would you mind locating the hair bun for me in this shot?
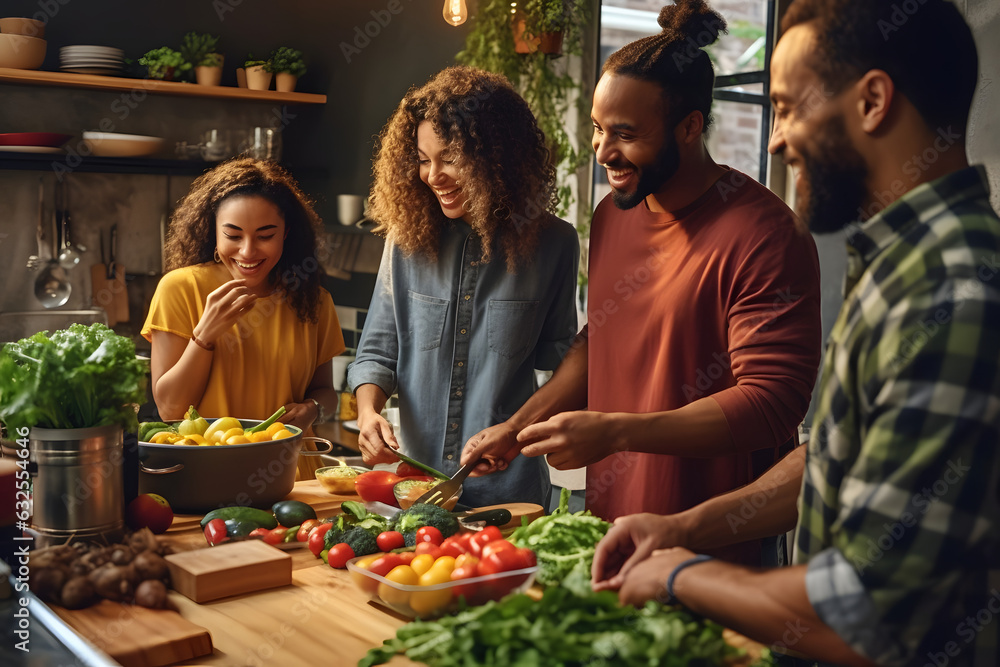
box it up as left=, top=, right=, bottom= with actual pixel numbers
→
left=657, top=0, right=727, bottom=45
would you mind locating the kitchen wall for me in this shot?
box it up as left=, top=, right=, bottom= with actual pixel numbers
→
left=0, top=0, right=469, bottom=346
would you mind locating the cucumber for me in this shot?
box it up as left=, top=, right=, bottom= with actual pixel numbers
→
left=271, top=500, right=317, bottom=528
left=199, top=507, right=277, bottom=530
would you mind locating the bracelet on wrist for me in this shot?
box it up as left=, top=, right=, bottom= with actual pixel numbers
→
left=664, top=554, right=713, bottom=605
left=191, top=334, right=215, bottom=351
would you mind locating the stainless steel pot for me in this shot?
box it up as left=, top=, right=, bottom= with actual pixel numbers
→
left=138, top=419, right=332, bottom=513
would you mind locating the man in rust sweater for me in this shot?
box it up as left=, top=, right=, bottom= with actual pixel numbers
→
left=461, top=0, right=822, bottom=565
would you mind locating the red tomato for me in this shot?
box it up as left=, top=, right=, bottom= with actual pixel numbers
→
left=377, top=531, right=405, bottom=552
left=368, top=553, right=405, bottom=578
left=480, top=539, right=516, bottom=561
left=308, top=523, right=334, bottom=557
left=327, top=543, right=355, bottom=569
left=479, top=548, right=525, bottom=576
left=397, top=551, right=416, bottom=565
left=449, top=562, right=481, bottom=599
left=126, top=493, right=174, bottom=534
left=469, top=525, right=503, bottom=556
left=262, top=527, right=288, bottom=545
left=438, top=540, right=466, bottom=559
left=415, top=526, right=443, bottom=546
left=354, top=470, right=402, bottom=506
left=414, top=542, right=442, bottom=559
left=203, top=518, right=229, bottom=546
left=297, top=519, right=322, bottom=542
left=395, top=462, right=427, bottom=478
left=248, top=527, right=269, bottom=539
left=514, top=547, right=537, bottom=569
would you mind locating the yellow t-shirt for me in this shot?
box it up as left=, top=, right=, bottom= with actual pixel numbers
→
left=141, top=262, right=345, bottom=420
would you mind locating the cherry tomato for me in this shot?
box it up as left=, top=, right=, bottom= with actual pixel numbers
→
left=377, top=530, right=405, bottom=552
left=480, top=539, right=516, bottom=561
left=327, top=543, right=355, bottom=569
left=203, top=518, right=229, bottom=546
left=354, top=470, right=402, bottom=506
left=308, top=523, right=334, bottom=557
left=368, top=553, right=405, bottom=578
left=248, top=527, right=270, bottom=539
left=410, top=553, right=436, bottom=576
left=349, top=554, right=383, bottom=594
left=415, top=526, right=443, bottom=546
left=379, top=565, right=418, bottom=607
left=262, top=527, right=288, bottom=545
left=410, top=567, right=454, bottom=617
left=514, top=547, right=537, bottom=569
left=438, top=540, right=465, bottom=559
left=297, top=519, right=322, bottom=542
left=449, top=561, right=481, bottom=600
left=469, top=525, right=503, bottom=556
left=479, top=548, right=526, bottom=576
left=397, top=551, right=416, bottom=565
left=414, top=542, right=442, bottom=559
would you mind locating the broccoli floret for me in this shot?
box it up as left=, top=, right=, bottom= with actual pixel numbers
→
left=403, top=531, right=417, bottom=548
left=340, top=526, right=379, bottom=557
left=390, top=502, right=460, bottom=538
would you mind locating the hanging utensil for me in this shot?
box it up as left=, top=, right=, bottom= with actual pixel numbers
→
left=34, top=180, right=71, bottom=308
left=26, top=177, right=44, bottom=270
left=57, top=180, right=80, bottom=269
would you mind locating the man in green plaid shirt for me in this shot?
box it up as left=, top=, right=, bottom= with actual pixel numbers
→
left=590, top=1, right=999, bottom=665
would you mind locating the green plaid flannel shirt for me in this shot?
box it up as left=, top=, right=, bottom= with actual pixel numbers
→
left=795, top=166, right=1000, bottom=666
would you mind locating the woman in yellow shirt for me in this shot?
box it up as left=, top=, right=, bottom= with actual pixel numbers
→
left=141, top=158, right=344, bottom=430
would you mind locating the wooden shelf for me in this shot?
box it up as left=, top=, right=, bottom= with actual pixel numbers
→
left=0, top=67, right=326, bottom=104
left=0, top=151, right=217, bottom=175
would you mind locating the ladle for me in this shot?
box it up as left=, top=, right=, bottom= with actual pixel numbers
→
left=57, top=178, right=82, bottom=269
left=34, top=181, right=71, bottom=308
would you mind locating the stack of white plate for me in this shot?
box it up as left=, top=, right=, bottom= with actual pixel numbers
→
left=59, top=45, right=125, bottom=76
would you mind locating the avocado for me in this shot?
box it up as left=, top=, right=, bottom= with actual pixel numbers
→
left=271, top=500, right=317, bottom=528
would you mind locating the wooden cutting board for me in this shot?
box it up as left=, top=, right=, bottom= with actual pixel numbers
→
left=53, top=600, right=212, bottom=667
left=91, top=263, right=117, bottom=326
left=113, top=261, right=129, bottom=324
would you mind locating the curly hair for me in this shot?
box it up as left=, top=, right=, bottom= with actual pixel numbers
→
left=162, top=157, right=325, bottom=323
left=782, top=0, right=978, bottom=136
left=369, top=66, right=558, bottom=272
left=603, top=0, right=726, bottom=132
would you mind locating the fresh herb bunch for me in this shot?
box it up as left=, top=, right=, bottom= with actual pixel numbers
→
left=180, top=32, right=222, bottom=67
left=138, top=47, right=191, bottom=80
left=269, top=47, right=306, bottom=77
left=0, top=323, right=147, bottom=433
left=244, top=53, right=273, bottom=71
left=361, top=576, right=752, bottom=666
left=508, top=486, right=610, bottom=585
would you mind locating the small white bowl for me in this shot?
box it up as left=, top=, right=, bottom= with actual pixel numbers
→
left=82, top=132, right=166, bottom=158
left=0, top=17, right=45, bottom=39
left=0, top=33, right=46, bottom=70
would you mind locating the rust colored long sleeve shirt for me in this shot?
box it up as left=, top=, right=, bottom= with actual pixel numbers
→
left=586, top=168, right=822, bottom=564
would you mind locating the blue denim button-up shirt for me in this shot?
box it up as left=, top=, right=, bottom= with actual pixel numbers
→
left=348, top=219, right=580, bottom=507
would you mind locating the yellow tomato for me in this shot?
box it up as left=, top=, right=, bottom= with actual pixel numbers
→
left=226, top=435, right=251, bottom=445
left=410, top=554, right=436, bottom=577
left=378, top=565, right=418, bottom=606
left=409, top=567, right=454, bottom=617
left=430, top=555, right=456, bottom=577
left=247, top=431, right=272, bottom=443
left=349, top=554, right=383, bottom=593
left=265, top=422, right=287, bottom=437
left=271, top=429, right=295, bottom=440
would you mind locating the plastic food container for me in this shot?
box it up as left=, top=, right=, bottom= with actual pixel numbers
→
left=346, top=557, right=538, bottom=619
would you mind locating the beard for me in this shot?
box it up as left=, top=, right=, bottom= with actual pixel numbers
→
left=799, top=116, right=869, bottom=235
left=611, top=135, right=682, bottom=210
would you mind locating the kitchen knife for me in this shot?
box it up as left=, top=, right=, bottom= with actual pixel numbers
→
left=413, top=461, right=477, bottom=507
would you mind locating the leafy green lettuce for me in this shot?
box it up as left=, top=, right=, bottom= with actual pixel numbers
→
left=0, top=323, right=147, bottom=432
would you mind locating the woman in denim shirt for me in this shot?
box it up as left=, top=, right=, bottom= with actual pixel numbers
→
left=348, top=66, right=580, bottom=507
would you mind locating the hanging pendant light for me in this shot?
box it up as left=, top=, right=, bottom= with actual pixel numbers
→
left=443, top=0, right=468, bottom=26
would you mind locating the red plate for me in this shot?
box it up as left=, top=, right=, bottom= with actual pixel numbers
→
left=0, top=133, right=74, bottom=148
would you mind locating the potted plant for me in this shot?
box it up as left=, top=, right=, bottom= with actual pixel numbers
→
left=457, top=0, right=592, bottom=240
left=270, top=47, right=307, bottom=93
left=0, top=323, right=148, bottom=543
left=519, top=0, right=587, bottom=55
left=243, top=54, right=273, bottom=91
left=180, top=32, right=224, bottom=86
left=138, top=46, right=191, bottom=81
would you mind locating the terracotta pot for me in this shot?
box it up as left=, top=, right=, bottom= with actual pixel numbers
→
left=236, top=67, right=247, bottom=88
left=275, top=72, right=297, bottom=93
left=512, top=19, right=540, bottom=54
left=540, top=31, right=564, bottom=56
left=195, top=65, right=223, bottom=86
left=244, top=65, right=272, bottom=91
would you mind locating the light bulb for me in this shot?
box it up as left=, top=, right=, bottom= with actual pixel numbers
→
left=443, top=0, right=468, bottom=26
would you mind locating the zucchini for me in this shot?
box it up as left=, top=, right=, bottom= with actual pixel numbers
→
left=199, top=506, right=277, bottom=530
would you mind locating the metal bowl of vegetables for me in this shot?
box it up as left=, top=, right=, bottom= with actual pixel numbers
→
left=138, top=410, right=332, bottom=513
